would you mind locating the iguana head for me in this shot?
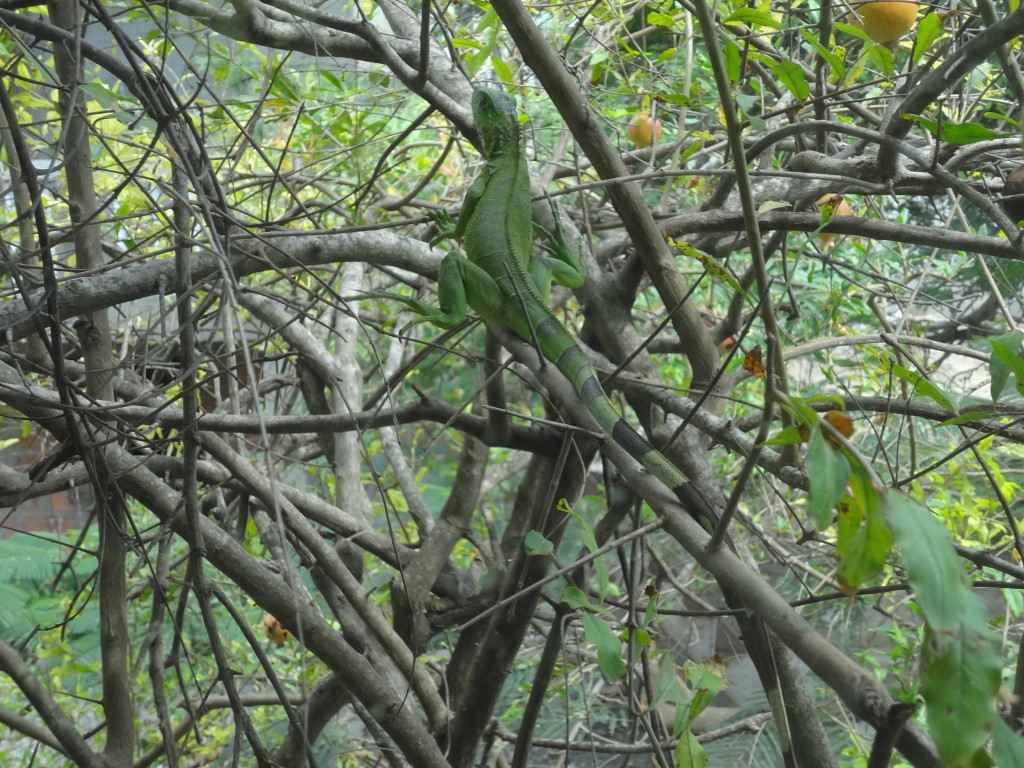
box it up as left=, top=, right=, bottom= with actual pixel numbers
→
left=472, top=87, right=521, bottom=158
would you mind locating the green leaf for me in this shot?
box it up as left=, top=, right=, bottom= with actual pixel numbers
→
left=627, top=626, right=652, bottom=648
left=902, top=114, right=1012, bottom=145
left=985, top=110, right=1019, bottom=128
left=844, top=43, right=868, bottom=84
left=912, top=13, right=943, bottom=66
left=881, top=492, right=1001, bottom=766
left=722, top=7, right=781, bottom=29
left=920, top=622, right=1000, bottom=767
left=564, top=501, right=612, bottom=599
left=648, top=11, right=678, bottom=28
left=762, top=425, right=806, bottom=446
left=81, top=82, right=120, bottom=110
left=799, top=28, right=845, bottom=82
left=883, top=493, right=973, bottom=628
left=466, top=8, right=499, bottom=73
left=678, top=136, right=704, bottom=164
left=268, top=71, right=301, bottom=102
left=668, top=239, right=750, bottom=300
left=321, top=71, right=343, bottom=91
left=523, top=530, right=553, bottom=556
left=806, top=427, right=850, bottom=530
left=835, top=470, right=891, bottom=591
left=770, top=60, right=809, bottom=101
left=886, top=359, right=957, bottom=411
left=992, top=718, right=1024, bottom=767
left=668, top=658, right=726, bottom=767
left=806, top=393, right=847, bottom=408
left=721, top=38, right=741, bottom=86
left=674, top=730, right=708, bottom=768
left=683, top=659, right=727, bottom=723
left=583, top=613, right=626, bottom=681
left=734, top=92, right=764, bottom=130
left=890, top=496, right=986, bottom=627
left=561, top=586, right=591, bottom=610
left=561, top=587, right=616, bottom=619
left=937, top=411, right=991, bottom=427
left=643, top=588, right=659, bottom=628
left=652, top=651, right=688, bottom=709
left=0, top=581, right=36, bottom=637
left=836, top=27, right=893, bottom=72
left=594, top=555, right=610, bottom=599
left=989, top=334, right=1024, bottom=402
left=490, top=56, right=513, bottom=85
left=784, top=394, right=820, bottom=429
left=451, top=37, right=483, bottom=51
left=0, top=534, right=60, bottom=583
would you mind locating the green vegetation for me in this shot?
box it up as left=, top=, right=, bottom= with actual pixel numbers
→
left=0, top=0, right=1022, bottom=765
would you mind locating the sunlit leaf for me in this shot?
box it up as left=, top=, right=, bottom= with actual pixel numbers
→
left=722, top=7, right=781, bottom=29
left=912, top=13, right=943, bottom=66
left=886, top=359, right=958, bottom=412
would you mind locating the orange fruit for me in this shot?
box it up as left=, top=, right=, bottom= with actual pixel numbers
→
left=816, top=194, right=853, bottom=250
left=850, top=0, right=919, bottom=45
left=626, top=114, right=663, bottom=148
left=262, top=613, right=293, bottom=645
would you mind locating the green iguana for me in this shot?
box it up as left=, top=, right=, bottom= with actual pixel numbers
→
left=362, top=86, right=719, bottom=524
left=354, top=86, right=796, bottom=764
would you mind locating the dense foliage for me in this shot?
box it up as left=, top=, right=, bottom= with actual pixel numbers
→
left=1, top=0, right=1024, bottom=766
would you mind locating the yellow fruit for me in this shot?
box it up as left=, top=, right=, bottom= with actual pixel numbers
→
left=850, top=0, right=919, bottom=45
left=262, top=613, right=293, bottom=645
left=626, top=114, right=663, bottom=148
left=816, top=194, right=853, bottom=249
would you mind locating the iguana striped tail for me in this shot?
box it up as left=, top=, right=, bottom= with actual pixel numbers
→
left=530, top=311, right=716, bottom=517
left=530, top=310, right=797, bottom=767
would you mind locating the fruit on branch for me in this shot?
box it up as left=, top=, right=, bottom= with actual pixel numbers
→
left=262, top=613, right=293, bottom=645
left=627, top=114, right=663, bottom=148
left=849, top=0, right=919, bottom=45
left=816, top=194, right=853, bottom=250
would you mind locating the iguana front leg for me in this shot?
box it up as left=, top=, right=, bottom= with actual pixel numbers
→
left=358, top=251, right=506, bottom=334
left=430, top=171, right=490, bottom=246
left=429, top=210, right=458, bottom=246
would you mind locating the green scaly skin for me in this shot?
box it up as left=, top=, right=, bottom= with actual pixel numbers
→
left=374, top=86, right=718, bottom=523
left=355, top=87, right=796, bottom=765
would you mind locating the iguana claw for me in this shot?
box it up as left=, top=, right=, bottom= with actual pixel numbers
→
left=429, top=210, right=457, bottom=246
